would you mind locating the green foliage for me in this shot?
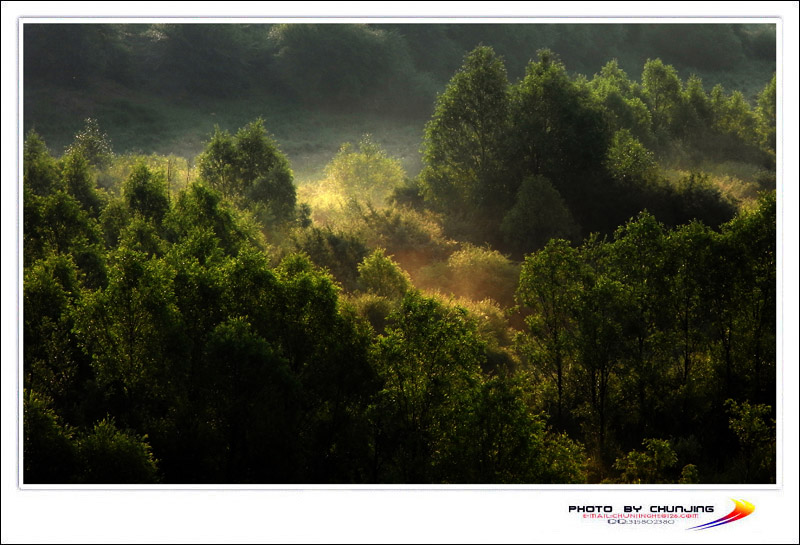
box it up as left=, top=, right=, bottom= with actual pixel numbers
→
left=346, top=292, right=395, bottom=335
left=289, top=226, right=369, bottom=292
left=517, top=239, right=582, bottom=426
left=22, top=28, right=776, bottom=485
left=99, top=197, right=132, bottom=249
left=679, top=463, right=700, bottom=484
left=590, top=61, right=653, bottom=142
left=672, top=172, right=737, bottom=227
left=65, top=118, right=114, bottom=169
left=439, top=244, right=520, bottom=307
left=23, top=253, right=84, bottom=407
left=153, top=24, right=273, bottom=97
left=755, top=74, right=776, bottom=154
left=605, top=129, right=658, bottom=185
left=641, top=58, right=683, bottom=134
left=507, top=50, right=613, bottom=236
left=197, top=119, right=297, bottom=225
left=338, top=200, right=455, bottom=276
left=122, top=162, right=170, bottom=224
left=325, top=135, right=406, bottom=203
left=420, top=46, right=511, bottom=211
left=371, top=292, right=587, bottom=483
left=165, top=182, right=265, bottom=256
left=25, top=24, right=131, bottom=86
left=201, top=317, right=300, bottom=482
left=24, top=391, right=80, bottom=483
left=60, top=150, right=104, bottom=216
left=357, top=249, right=412, bottom=300
left=80, top=418, right=159, bottom=483
left=24, top=130, right=61, bottom=196
left=500, top=176, right=580, bottom=255
left=510, top=50, right=610, bottom=187
left=73, top=246, right=182, bottom=420
left=24, top=187, right=106, bottom=287
left=725, top=399, right=775, bottom=483
left=613, top=438, right=679, bottom=484
left=197, top=126, right=237, bottom=197
left=371, top=292, right=486, bottom=482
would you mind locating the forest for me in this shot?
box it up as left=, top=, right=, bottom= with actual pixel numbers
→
left=23, top=23, right=776, bottom=484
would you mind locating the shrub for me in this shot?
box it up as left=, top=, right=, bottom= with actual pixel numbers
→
left=325, top=135, right=406, bottom=204
left=80, top=418, right=159, bottom=483
left=357, top=248, right=412, bottom=300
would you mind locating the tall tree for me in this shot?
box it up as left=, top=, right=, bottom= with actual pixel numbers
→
left=517, top=239, right=582, bottom=427
left=419, top=46, right=511, bottom=212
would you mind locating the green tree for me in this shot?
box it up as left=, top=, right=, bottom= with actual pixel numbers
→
left=665, top=221, right=715, bottom=385
left=590, top=60, right=653, bottom=142
left=201, top=318, right=301, bottom=482
left=79, top=417, right=159, bottom=483
left=122, top=163, right=171, bottom=225
left=165, top=182, right=265, bottom=256
left=573, top=273, right=634, bottom=470
left=197, top=126, right=238, bottom=198
left=60, top=150, right=103, bottom=216
left=371, top=292, right=486, bottom=482
left=268, top=23, right=424, bottom=109
left=73, top=246, right=182, bottom=428
left=605, top=129, right=657, bottom=186
left=613, top=438, right=679, bottom=484
left=607, top=213, right=671, bottom=440
left=517, top=239, right=582, bottom=427
left=500, top=176, right=579, bottom=256
left=23, top=130, right=61, bottom=196
left=325, top=135, right=406, bottom=203
left=509, top=50, right=611, bottom=232
left=755, top=73, right=776, bottom=154
left=23, top=390, right=80, bottom=483
left=357, top=248, right=412, bottom=300
left=716, top=192, right=775, bottom=403
left=197, top=119, right=297, bottom=225
left=23, top=253, right=87, bottom=416
left=442, top=244, right=520, bottom=307
left=23, top=188, right=106, bottom=287
left=419, top=46, right=511, bottom=212
left=641, top=58, right=683, bottom=134
left=681, top=74, right=713, bottom=133
left=725, top=400, right=775, bottom=483
left=289, top=226, right=369, bottom=292
left=65, top=118, right=114, bottom=170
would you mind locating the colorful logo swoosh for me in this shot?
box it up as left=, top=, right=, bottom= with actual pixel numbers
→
left=689, top=499, right=755, bottom=530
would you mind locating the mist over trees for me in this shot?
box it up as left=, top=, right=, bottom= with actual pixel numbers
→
left=23, top=23, right=777, bottom=485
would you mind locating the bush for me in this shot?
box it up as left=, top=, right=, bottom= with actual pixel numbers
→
left=357, top=249, right=412, bottom=300
left=339, top=201, right=456, bottom=275
left=65, top=118, right=115, bottom=170
left=500, top=176, right=580, bottom=256
left=23, top=391, right=80, bottom=484
left=325, top=135, right=406, bottom=204
left=289, top=226, right=369, bottom=291
left=444, top=244, right=520, bottom=307
left=80, top=418, right=159, bottom=483
left=613, top=438, right=679, bottom=483
left=346, top=292, right=395, bottom=335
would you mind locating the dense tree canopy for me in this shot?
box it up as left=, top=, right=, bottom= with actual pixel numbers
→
left=22, top=28, right=776, bottom=485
